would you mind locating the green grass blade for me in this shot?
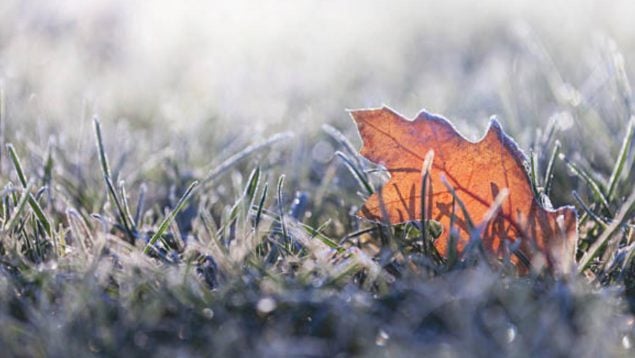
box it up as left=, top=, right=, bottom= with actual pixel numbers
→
left=254, top=183, right=268, bottom=231
left=105, top=174, right=136, bottom=241
left=26, top=193, right=51, bottom=237
left=343, top=227, right=376, bottom=239
left=561, top=155, right=612, bottom=214
left=143, top=180, right=199, bottom=255
left=302, top=219, right=342, bottom=252
left=543, top=140, right=561, bottom=196
left=2, top=192, right=10, bottom=223
left=93, top=117, right=136, bottom=242
left=578, top=188, right=635, bottom=272
left=6, top=144, right=27, bottom=187
left=276, top=175, right=288, bottom=243
left=6, top=144, right=52, bottom=236
left=446, top=196, right=458, bottom=268
left=66, top=208, right=93, bottom=253
left=3, top=181, right=34, bottom=233
left=244, top=166, right=261, bottom=207
left=606, top=116, right=634, bottom=201
left=440, top=176, right=475, bottom=230
left=118, top=180, right=136, bottom=228
left=335, top=151, right=373, bottom=195
left=134, top=183, right=147, bottom=226
left=322, top=124, right=359, bottom=159
left=420, top=170, right=429, bottom=254
left=529, top=150, right=541, bottom=195
left=202, top=132, right=292, bottom=185
left=420, top=150, right=434, bottom=256
left=93, top=117, right=112, bottom=178
left=572, top=191, right=608, bottom=228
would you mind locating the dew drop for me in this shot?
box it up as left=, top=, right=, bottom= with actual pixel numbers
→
left=257, top=297, right=277, bottom=314
left=202, top=308, right=214, bottom=319
left=375, top=329, right=389, bottom=346
left=623, top=336, right=631, bottom=350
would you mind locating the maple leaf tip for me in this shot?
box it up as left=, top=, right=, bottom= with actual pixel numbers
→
left=347, top=107, right=378, bottom=121
left=414, top=108, right=434, bottom=119
left=482, top=117, right=532, bottom=174
left=485, top=117, right=504, bottom=138
left=350, top=105, right=403, bottom=114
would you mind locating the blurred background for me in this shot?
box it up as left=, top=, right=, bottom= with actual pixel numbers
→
left=1, top=0, right=634, bottom=203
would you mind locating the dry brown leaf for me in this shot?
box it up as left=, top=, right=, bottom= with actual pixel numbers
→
left=351, top=106, right=577, bottom=273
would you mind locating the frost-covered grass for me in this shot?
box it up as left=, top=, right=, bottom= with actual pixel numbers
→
left=1, top=1, right=635, bottom=356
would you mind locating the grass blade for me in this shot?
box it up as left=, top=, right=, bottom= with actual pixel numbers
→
left=93, top=117, right=112, bottom=178
left=606, top=116, right=634, bottom=201
left=276, top=175, right=288, bottom=243
left=572, top=191, right=608, bottom=228
left=202, top=132, right=292, bottom=185
left=335, top=151, right=373, bottom=195
left=3, top=180, right=34, bottom=233
left=561, top=154, right=612, bottom=214
left=93, top=117, right=136, bottom=242
left=254, top=182, right=268, bottom=231
left=543, top=140, right=561, bottom=196
left=143, top=180, right=199, bottom=255
left=578, top=188, right=635, bottom=272
left=118, top=180, right=136, bottom=229
left=420, top=150, right=434, bottom=256
left=7, top=144, right=27, bottom=187
left=134, top=183, right=147, bottom=226
left=530, top=150, right=541, bottom=195
left=6, top=144, right=52, bottom=236
left=440, top=176, right=475, bottom=230
left=244, top=166, right=261, bottom=210
left=322, top=124, right=358, bottom=159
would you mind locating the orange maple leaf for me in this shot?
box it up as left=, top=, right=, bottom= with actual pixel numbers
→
left=351, top=106, right=577, bottom=273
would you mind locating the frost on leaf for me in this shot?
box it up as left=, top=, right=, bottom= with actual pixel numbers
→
left=351, top=106, right=577, bottom=273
